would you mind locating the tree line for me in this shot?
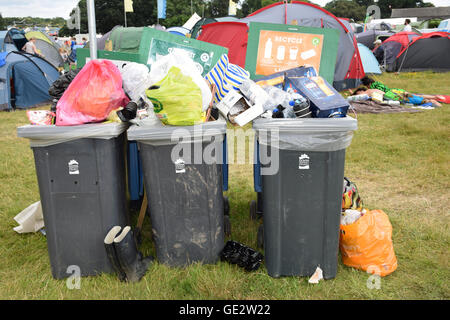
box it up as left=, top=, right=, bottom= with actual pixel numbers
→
left=57, top=0, right=285, bottom=36
left=1, top=0, right=436, bottom=36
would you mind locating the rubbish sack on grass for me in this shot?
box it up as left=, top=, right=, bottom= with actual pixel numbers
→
left=146, top=66, right=203, bottom=126
left=13, top=201, right=44, bottom=234
left=56, top=60, right=129, bottom=126
left=149, top=50, right=212, bottom=111
left=220, top=240, right=263, bottom=271
left=308, top=266, right=323, bottom=284
left=339, top=209, right=398, bottom=277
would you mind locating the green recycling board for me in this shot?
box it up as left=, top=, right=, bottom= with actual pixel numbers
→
left=138, top=27, right=228, bottom=76
left=76, top=49, right=141, bottom=69
left=245, top=22, right=340, bottom=84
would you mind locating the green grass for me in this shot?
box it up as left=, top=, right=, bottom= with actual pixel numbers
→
left=0, top=72, right=449, bottom=299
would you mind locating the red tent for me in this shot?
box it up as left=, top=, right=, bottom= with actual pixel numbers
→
left=198, top=22, right=249, bottom=68
left=396, top=31, right=450, bottom=57
left=383, top=31, right=420, bottom=54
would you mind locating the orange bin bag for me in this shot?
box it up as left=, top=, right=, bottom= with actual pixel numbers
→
left=339, top=210, right=397, bottom=277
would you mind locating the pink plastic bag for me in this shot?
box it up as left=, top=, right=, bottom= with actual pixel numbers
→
left=56, top=60, right=129, bottom=126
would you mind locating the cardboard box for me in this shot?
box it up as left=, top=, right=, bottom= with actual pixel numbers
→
left=216, top=90, right=264, bottom=126
left=284, top=76, right=349, bottom=118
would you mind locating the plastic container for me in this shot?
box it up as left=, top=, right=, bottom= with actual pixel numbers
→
left=347, top=94, right=370, bottom=102
left=127, top=119, right=228, bottom=267
left=251, top=117, right=357, bottom=279
left=17, top=122, right=130, bottom=279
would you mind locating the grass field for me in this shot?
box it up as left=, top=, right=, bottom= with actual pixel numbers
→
left=0, top=72, right=448, bottom=299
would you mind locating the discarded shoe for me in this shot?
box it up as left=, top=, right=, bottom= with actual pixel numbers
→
left=116, top=101, right=138, bottom=122
left=114, top=226, right=154, bottom=282
left=104, top=226, right=127, bottom=282
left=220, top=240, right=263, bottom=271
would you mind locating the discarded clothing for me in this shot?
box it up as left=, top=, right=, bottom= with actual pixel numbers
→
left=205, top=54, right=250, bottom=105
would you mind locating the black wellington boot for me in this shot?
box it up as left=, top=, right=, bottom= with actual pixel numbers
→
left=113, top=226, right=153, bottom=282
left=104, top=226, right=127, bottom=282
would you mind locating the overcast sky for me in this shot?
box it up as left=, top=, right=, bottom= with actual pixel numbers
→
left=0, top=0, right=448, bottom=19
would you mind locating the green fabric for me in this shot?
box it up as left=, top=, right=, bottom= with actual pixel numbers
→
left=146, top=66, right=203, bottom=126
left=109, top=27, right=144, bottom=53
left=370, top=81, right=402, bottom=101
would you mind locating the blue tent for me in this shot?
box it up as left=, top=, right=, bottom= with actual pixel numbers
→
left=166, top=26, right=190, bottom=37
left=0, top=51, right=60, bottom=111
left=0, top=28, right=27, bottom=52
left=357, top=43, right=382, bottom=75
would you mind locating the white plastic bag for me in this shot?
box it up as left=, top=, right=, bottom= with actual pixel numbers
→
left=149, top=50, right=212, bottom=111
left=120, top=62, right=151, bottom=100
left=13, top=201, right=44, bottom=233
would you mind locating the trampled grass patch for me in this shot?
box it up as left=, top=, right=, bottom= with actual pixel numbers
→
left=0, top=72, right=448, bottom=299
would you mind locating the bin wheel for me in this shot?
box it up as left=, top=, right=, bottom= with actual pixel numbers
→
left=250, top=200, right=258, bottom=220
left=223, top=196, right=230, bottom=216
left=257, top=224, right=264, bottom=249
left=224, top=215, right=232, bottom=237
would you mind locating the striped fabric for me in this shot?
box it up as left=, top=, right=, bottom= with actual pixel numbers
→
left=205, top=54, right=250, bottom=105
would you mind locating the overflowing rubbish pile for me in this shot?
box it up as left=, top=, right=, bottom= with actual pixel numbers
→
left=27, top=49, right=354, bottom=128
left=16, top=33, right=398, bottom=283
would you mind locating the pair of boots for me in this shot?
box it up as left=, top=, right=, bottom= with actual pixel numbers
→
left=104, top=226, right=153, bottom=282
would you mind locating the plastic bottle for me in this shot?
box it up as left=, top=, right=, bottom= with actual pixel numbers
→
left=277, top=45, right=285, bottom=60
left=240, top=79, right=275, bottom=111
left=264, top=38, right=272, bottom=59
left=386, top=100, right=400, bottom=105
left=263, top=86, right=291, bottom=109
left=347, top=94, right=370, bottom=102
left=282, top=102, right=296, bottom=118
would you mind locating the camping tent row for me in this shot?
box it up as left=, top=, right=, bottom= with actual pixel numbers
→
left=379, top=31, right=450, bottom=72
left=1, top=28, right=63, bottom=69
left=0, top=51, right=60, bottom=111
left=0, top=29, right=61, bottom=111
left=355, top=28, right=396, bottom=50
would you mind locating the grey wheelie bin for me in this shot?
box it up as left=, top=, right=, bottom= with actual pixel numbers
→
left=17, top=122, right=130, bottom=279
left=127, top=119, right=227, bottom=267
left=252, top=116, right=357, bottom=279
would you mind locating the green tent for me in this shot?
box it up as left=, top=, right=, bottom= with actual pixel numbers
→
left=25, top=31, right=59, bottom=48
